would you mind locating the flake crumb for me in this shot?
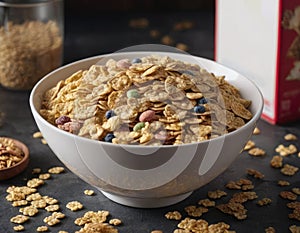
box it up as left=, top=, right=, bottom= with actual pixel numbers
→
left=13, top=225, right=24, bottom=232
left=165, top=211, right=182, bottom=220
left=265, top=226, right=276, bottom=233
left=109, top=218, right=122, bottom=226
left=247, top=168, right=264, bottom=179
left=270, top=155, right=283, bottom=168
left=37, top=226, right=48, bottom=232
left=278, top=180, right=290, bottom=186
left=66, top=201, right=83, bottom=211
left=248, top=147, right=266, bottom=156
left=284, top=133, right=297, bottom=141
left=253, top=127, right=260, bottom=135
left=84, top=189, right=94, bottom=196
left=281, top=164, right=299, bottom=176
left=48, top=166, right=64, bottom=174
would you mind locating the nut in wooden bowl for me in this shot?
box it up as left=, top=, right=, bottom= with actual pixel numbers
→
left=0, top=137, right=29, bottom=180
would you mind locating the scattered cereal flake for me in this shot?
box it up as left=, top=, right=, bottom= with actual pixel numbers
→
left=12, top=200, right=28, bottom=207
left=19, top=205, right=39, bottom=216
left=75, top=222, right=118, bottom=233
left=128, top=18, right=149, bottom=29
left=33, top=131, right=43, bottom=138
left=10, top=215, right=29, bottom=224
left=48, top=166, right=64, bottom=174
left=26, top=193, right=42, bottom=201
left=173, top=20, right=195, bottom=31
left=176, top=43, right=189, bottom=51
left=287, top=201, right=300, bottom=209
left=31, top=199, right=47, bottom=208
left=253, top=127, right=260, bottom=135
left=43, top=196, right=58, bottom=205
left=289, top=210, right=300, bottom=221
left=58, top=231, right=69, bottom=233
left=51, top=212, right=65, bottom=219
left=165, top=211, right=182, bottom=220
left=149, top=29, right=160, bottom=38
left=184, top=205, right=208, bottom=217
left=216, top=202, right=247, bottom=220
left=289, top=225, right=300, bottom=233
left=151, top=231, right=163, bottom=233
left=13, top=225, right=25, bottom=231
left=45, top=204, right=60, bottom=212
left=74, top=210, right=110, bottom=226
left=84, top=189, right=94, bottom=196
left=265, top=226, right=276, bottom=233
left=280, top=191, right=298, bottom=201
left=257, top=198, right=272, bottom=206
left=41, top=138, right=48, bottom=145
left=6, top=192, right=26, bottom=202
left=207, top=190, right=227, bottom=199
left=284, top=133, right=297, bottom=141
left=37, top=226, right=48, bottom=232
left=281, top=164, right=299, bottom=176
left=198, top=198, right=215, bottom=207
left=278, top=180, right=290, bottom=186
left=208, top=222, right=232, bottom=232
left=161, top=35, right=174, bottom=46
left=177, top=217, right=208, bottom=231
left=244, top=140, right=255, bottom=151
left=232, top=191, right=258, bottom=203
left=292, top=188, right=300, bottom=195
left=66, top=201, right=83, bottom=211
left=43, top=215, right=61, bottom=226
left=248, top=147, right=266, bottom=156
left=270, top=155, right=283, bottom=168
left=27, top=178, right=44, bottom=188
left=39, top=173, right=51, bottom=180
left=275, top=144, right=298, bottom=156
left=247, top=168, right=264, bottom=179
left=109, top=218, right=122, bottom=226
left=32, top=168, right=42, bottom=174
left=225, top=179, right=253, bottom=190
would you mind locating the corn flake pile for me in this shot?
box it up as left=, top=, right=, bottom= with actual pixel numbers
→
left=40, top=55, right=252, bottom=145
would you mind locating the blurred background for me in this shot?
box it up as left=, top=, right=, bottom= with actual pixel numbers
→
left=63, top=0, right=215, bottom=64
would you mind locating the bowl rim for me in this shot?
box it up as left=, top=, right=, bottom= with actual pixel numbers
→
left=29, top=51, right=264, bottom=149
left=0, top=137, right=29, bottom=172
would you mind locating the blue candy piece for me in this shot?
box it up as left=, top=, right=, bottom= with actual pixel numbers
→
left=194, top=105, right=206, bottom=113
left=198, top=97, right=207, bottom=105
left=105, top=110, right=115, bottom=119
left=104, top=133, right=115, bottom=143
left=131, top=58, right=142, bottom=64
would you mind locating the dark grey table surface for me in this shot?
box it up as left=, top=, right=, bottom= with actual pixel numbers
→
left=1, top=10, right=300, bottom=233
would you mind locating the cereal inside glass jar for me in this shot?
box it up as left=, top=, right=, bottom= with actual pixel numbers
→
left=0, top=0, right=63, bottom=90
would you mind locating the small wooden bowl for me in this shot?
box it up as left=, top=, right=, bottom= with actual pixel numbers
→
left=0, top=137, right=29, bottom=181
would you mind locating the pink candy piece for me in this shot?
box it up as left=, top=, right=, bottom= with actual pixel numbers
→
left=139, top=110, right=156, bottom=122
left=154, top=132, right=167, bottom=141
left=116, top=59, right=131, bottom=69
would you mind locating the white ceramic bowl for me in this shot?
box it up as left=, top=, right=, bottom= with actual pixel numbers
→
left=29, top=52, right=263, bottom=208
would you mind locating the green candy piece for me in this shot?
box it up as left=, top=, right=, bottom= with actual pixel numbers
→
left=133, top=122, right=145, bottom=132
left=127, top=89, right=140, bottom=98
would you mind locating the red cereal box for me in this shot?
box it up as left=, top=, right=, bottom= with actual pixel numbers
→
left=215, top=0, right=300, bottom=124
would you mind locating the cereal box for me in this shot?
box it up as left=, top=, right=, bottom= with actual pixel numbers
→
left=215, top=0, right=300, bottom=124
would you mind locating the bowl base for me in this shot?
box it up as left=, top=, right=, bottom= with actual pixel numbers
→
left=100, top=190, right=193, bottom=208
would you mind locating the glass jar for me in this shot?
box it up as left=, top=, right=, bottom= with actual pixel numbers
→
left=0, top=0, right=63, bottom=90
